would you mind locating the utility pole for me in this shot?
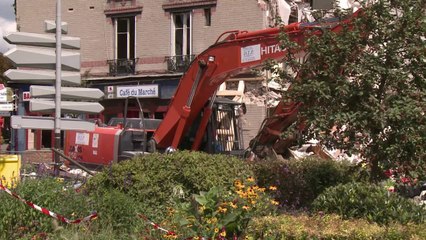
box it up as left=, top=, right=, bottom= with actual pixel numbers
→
left=54, top=0, right=62, bottom=176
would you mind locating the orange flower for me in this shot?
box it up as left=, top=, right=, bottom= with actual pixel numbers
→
left=234, top=180, right=244, bottom=189
left=198, top=206, right=205, bottom=213
left=229, top=202, right=238, bottom=209
left=269, top=186, right=277, bottom=191
left=237, top=190, right=247, bottom=198
left=163, top=233, right=177, bottom=239
left=218, top=206, right=228, bottom=213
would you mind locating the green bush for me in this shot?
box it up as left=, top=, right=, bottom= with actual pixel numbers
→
left=89, top=189, right=145, bottom=233
left=251, top=156, right=356, bottom=209
left=0, top=178, right=91, bottom=239
left=0, top=177, right=152, bottom=240
left=312, top=182, right=426, bottom=225
left=244, top=214, right=426, bottom=239
left=52, top=189, right=148, bottom=240
left=85, top=151, right=252, bottom=221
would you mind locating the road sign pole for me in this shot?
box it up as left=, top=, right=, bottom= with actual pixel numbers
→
left=4, top=6, right=100, bottom=159
left=54, top=0, right=62, bottom=176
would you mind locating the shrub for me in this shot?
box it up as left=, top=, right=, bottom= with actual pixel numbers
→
left=85, top=151, right=253, bottom=220
left=88, top=189, right=145, bottom=233
left=251, top=156, right=356, bottom=209
left=244, top=214, right=426, bottom=239
left=0, top=177, right=152, bottom=239
left=312, top=182, right=426, bottom=225
left=0, top=177, right=92, bottom=239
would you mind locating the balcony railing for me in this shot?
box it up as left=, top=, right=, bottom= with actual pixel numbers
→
left=107, top=58, right=138, bottom=76
left=165, top=55, right=195, bottom=72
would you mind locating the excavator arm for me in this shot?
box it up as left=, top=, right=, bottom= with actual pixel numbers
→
left=152, top=10, right=362, bottom=152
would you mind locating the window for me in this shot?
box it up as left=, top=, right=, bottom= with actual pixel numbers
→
left=204, top=8, right=211, bottom=26
left=41, top=130, right=52, bottom=148
left=172, top=12, right=192, bottom=57
left=115, top=17, right=135, bottom=60
left=109, top=16, right=137, bottom=75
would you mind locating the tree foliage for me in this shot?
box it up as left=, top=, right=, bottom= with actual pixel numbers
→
left=0, top=54, right=13, bottom=83
left=272, top=0, right=426, bottom=180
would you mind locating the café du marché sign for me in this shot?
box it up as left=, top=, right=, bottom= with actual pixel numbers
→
left=107, top=84, right=159, bottom=99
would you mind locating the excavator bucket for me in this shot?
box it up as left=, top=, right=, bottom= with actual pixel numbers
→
left=249, top=101, right=302, bottom=158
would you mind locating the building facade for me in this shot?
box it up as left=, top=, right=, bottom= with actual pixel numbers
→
left=13, top=0, right=344, bottom=151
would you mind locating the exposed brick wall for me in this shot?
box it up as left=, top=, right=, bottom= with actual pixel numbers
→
left=20, top=150, right=53, bottom=165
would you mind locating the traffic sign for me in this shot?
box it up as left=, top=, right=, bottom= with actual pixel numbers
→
left=3, top=69, right=81, bottom=86
left=22, top=91, right=31, bottom=101
left=4, top=32, right=80, bottom=49
left=30, top=99, right=104, bottom=114
left=0, top=104, right=14, bottom=111
left=44, top=20, right=68, bottom=34
left=30, top=86, right=104, bottom=100
left=0, top=86, right=13, bottom=103
left=11, top=115, right=96, bottom=131
left=2, top=26, right=104, bottom=134
left=4, top=45, right=80, bottom=71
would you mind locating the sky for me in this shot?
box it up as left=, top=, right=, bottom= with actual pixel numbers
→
left=0, top=0, right=16, bottom=53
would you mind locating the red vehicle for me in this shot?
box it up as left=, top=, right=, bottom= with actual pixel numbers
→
left=64, top=97, right=243, bottom=165
left=64, top=10, right=361, bottom=165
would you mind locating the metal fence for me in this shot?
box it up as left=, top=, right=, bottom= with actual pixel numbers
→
left=165, top=55, right=195, bottom=72
left=107, top=58, right=138, bottom=76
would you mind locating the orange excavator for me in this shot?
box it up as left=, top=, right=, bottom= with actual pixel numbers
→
left=64, top=10, right=361, bottom=165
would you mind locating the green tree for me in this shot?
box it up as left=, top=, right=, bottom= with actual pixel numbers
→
left=0, top=53, right=13, bottom=83
left=272, top=0, right=425, bottom=181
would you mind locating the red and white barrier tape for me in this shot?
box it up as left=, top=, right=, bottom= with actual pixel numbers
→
left=138, top=213, right=176, bottom=236
left=0, top=183, right=97, bottom=224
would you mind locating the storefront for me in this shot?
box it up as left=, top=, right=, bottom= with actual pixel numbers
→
left=92, top=77, right=180, bottom=124
left=9, top=76, right=181, bottom=152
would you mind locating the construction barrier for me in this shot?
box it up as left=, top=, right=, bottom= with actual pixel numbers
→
left=138, top=213, right=176, bottom=237
left=0, top=183, right=97, bottom=224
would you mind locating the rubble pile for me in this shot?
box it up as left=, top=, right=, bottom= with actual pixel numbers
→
left=414, top=187, right=426, bottom=206
left=243, top=80, right=284, bottom=107
left=21, top=163, right=93, bottom=180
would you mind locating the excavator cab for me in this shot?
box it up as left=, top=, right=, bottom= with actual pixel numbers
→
left=117, top=96, right=243, bottom=158
left=163, top=97, right=244, bottom=155
left=205, top=98, right=244, bottom=155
